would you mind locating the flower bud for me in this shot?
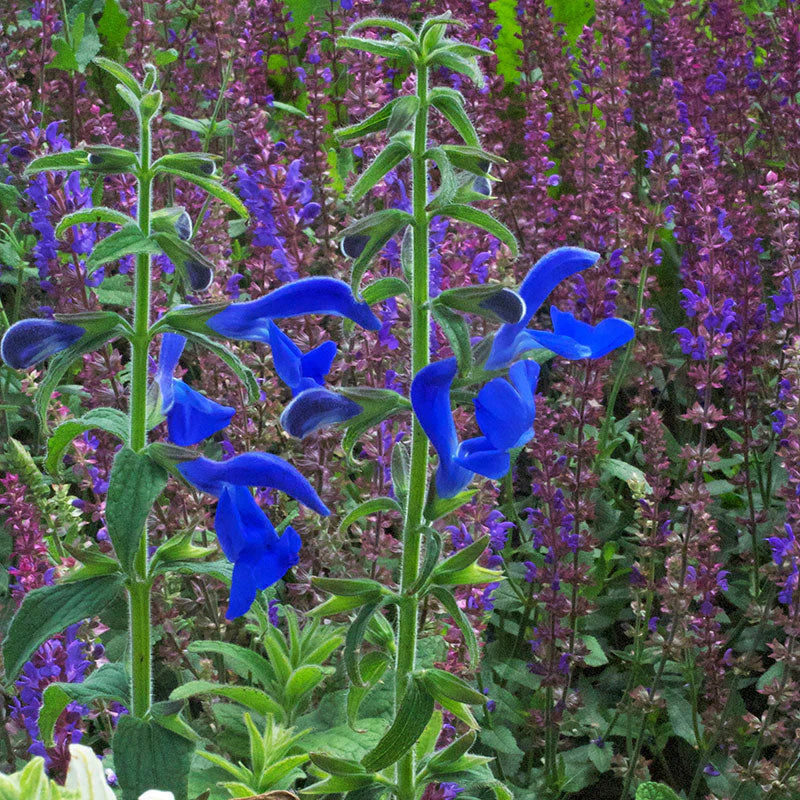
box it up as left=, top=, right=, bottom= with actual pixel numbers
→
left=1, top=318, right=85, bottom=369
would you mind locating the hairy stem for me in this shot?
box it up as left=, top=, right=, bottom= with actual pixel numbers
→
left=129, top=113, right=153, bottom=719
left=395, top=62, right=429, bottom=800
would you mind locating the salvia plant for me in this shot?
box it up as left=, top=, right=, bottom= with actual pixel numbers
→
left=0, top=13, right=638, bottom=800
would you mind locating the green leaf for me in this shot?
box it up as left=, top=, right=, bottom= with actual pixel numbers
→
left=663, top=687, right=702, bottom=746
left=429, top=586, right=479, bottom=665
left=154, top=48, right=178, bottom=66
left=285, top=664, right=330, bottom=705
left=361, top=277, right=409, bottom=305
left=3, top=574, right=125, bottom=681
left=386, top=95, right=420, bottom=137
left=432, top=204, right=518, bottom=255
left=97, top=0, right=130, bottom=51
left=345, top=602, right=382, bottom=687
left=46, top=407, right=129, bottom=475
left=362, top=675, right=434, bottom=772
left=433, top=563, right=503, bottom=587
left=40, top=663, right=130, bottom=747
left=601, top=457, right=652, bottom=495
left=86, top=225, right=160, bottom=272
left=169, top=680, right=283, bottom=717
left=347, top=652, right=390, bottom=730
left=312, top=576, right=387, bottom=597
left=335, top=98, right=404, bottom=141
left=340, top=497, right=402, bottom=532
left=105, top=447, right=168, bottom=574
left=427, top=730, right=477, bottom=772
left=426, top=49, right=484, bottom=86
left=408, top=527, right=442, bottom=594
left=160, top=168, right=249, bottom=220
left=55, top=206, right=136, bottom=237
left=635, top=783, right=682, bottom=800
left=432, top=304, right=472, bottom=375
left=152, top=152, right=221, bottom=177
left=158, top=559, right=233, bottom=581
left=427, top=146, right=458, bottom=209
left=348, top=16, right=417, bottom=39
left=490, top=0, right=523, bottom=82
left=93, top=56, right=141, bottom=96
left=23, top=150, right=90, bottom=176
left=425, top=489, right=476, bottom=523
left=579, top=634, right=609, bottom=667
left=49, top=36, right=80, bottom=72
left=418, top=668, right=486, bottom=705
left=349, top=138, right=412, bottom=202
left=179, top=330, right=260, bottom=403
left=310, top=594, right=381, bottom=617
left=113, top=715, right=194, bottom=800
left=309, top=752, right=367, bottom=776
left=479, top=726, right=524, bottom=756
left=434, top=535, right=490, bottom=576
left=435, top=284, right=525, bottom=324
left=303, top=774, right=377, bottom=795
left=338, top=35, right=413, bottom=62
left=341, top=208, right=414, bottom=292
left=187, top=641, right=273, bottom=688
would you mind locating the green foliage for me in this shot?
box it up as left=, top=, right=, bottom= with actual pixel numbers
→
left=635, top=783, right=682, bottom=800
left=198, top=714, right=309, bottom=798
left=0, top=758, right=79, bottom=800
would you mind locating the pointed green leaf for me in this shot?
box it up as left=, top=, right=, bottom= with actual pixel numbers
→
left=427, top=146, right=458, bottom=209
left=361, top=675, right=434, bottom=771
left=169, top=680, right=283, bottom=717
left=347, top=652, right=390, bottom=730
left=93, top=56, right=141, bottom=96
left=361, top=277, right=409, bottom=305
left=418, top=668, right=486, bottom=705
left=424, top=489, right=476, bottom=523
left=23, top=150, right=90, bottom=176
left=188, top=641, right=273, bottom=688
left=338, top=35, right=413, bottom=62
left=349, top=138, right=412, bottom=202
left=429, top=586, right=479, bottom=665
left=339, top=497, right=402, bottom=532
left=432, top=204, right=517, bottom=255
left=432, top=304, right=472, bottom=375
left=434, top=535, right=490, bottom=575
left=347, top=16, right=416, bottom=40
left=430, top=88, right=479, bottom=146
left=335, top=98, right=404, bottom=141
left=3, top=574, right=125, bottom=681
left=345, top=602, right=382, bottom=687
left=106, top=447, right=168, bottom=574
left=426, top=49, right=484, bottom=86
left=86, top=225, right=160, bottom=272
left=55, top=206, right=135, bottom=236
left=160, top=168, right=248, bottom=220
left=386, top=95, right=420, bottom=137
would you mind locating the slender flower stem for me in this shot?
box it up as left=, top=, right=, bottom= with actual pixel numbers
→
left=395, top=63, right=429, bottom=800
left=129, top=113, right=154, bottom=719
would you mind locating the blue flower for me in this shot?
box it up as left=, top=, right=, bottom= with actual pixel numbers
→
left=523, top=307, right=635, bottom=360
left=411, top=358, right=540, bottom=498
left=0, top=318, right=84, bottom=369
left=485, top=247, right=600, bottom=370
left=207, top=277, right=381, bottom=342
left=411, top=359, right=474, bottom=498
left=268, top=321, right=338, bottom=396
left=280, top=387, right=362, bottom=439
left=178, top=453, right=329, bottom=618
left=155, top=333, right=235, bottom=446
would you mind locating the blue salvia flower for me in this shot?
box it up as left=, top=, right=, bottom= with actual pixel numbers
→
left=410, top=359, right=474, bottom=499
left=280, top=387, right=362, bottom=439
left=0, top=318, right=84, bottom=369
left=524, top=307, right=635, bottom=360
left=268, top=321, right=338, bottom=396
left=485, top=247, right=600, bottom=370
left=155, top=333, right=235, bottom=446
left=207, top=276, right=381, bottom=341
left=178, top=453, right=329, bottom=618
left=411, top=358, right=540, bottom=498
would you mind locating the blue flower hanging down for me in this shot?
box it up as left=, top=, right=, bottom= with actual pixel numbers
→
left=179, top=453, right=330, bottom=619
left=155, top=333, right=235, bottom=446
left=411, top=357, right=541, bottom=498
left=207, top=276, right=382, bottom=342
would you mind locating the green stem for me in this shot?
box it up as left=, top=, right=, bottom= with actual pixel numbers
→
left=395, top=62, right=429, bottom=800
left=129, top=113, right=154, bottom=719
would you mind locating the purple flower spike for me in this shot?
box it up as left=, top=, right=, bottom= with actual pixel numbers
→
left=207, top=277, right=381, bottom=341
left=155, top=333, right=235, bottom=446
left=1, top=319, right=85, bottom=369
left=280, top=387, right=362, bottom=439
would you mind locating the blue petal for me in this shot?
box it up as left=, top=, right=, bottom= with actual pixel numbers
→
left=474, top=378, right=532, bottom=451
left=0, top=319, right=85, bottom=369
left=479, top=288, right=526, bottom=324
left=550, top=307, right=634, bottom=358
left=525, top=329, right=593, bottom=359
left=155, top=333, right=188, bottom=413
left=410, top=359, right=474, bottom=499
left=179, top=452, right=330, bottom=516
left=455, top=437, right=511, bottom=479
left=215, top=484, right=273, bottom=563
left=208, top=277, right=381, bottom=340
left=227, top=560, right=258, bottom=620
left=300, top=341, right=338, bottom=387
left=166, top=380, right=235, bottom=446
left=268, top=321, right=304, bottom=391
left=280, top=387, right=361, bottom=439
left=508, top=360, right=540, bottom=422
left=485, top=247, right=598, bottom=369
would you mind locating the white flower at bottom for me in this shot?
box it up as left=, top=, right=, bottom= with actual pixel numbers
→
left=138, top=792, right=176, bottom=800
left=64, top=744, right=116, bottom=800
